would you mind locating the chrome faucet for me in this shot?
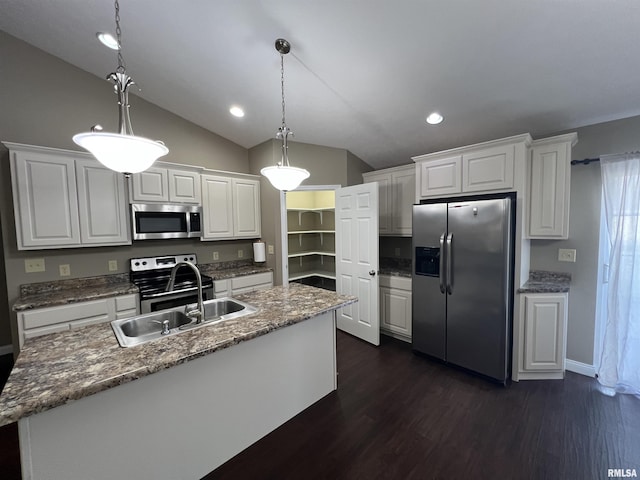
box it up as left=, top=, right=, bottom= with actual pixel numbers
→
left=165, top=261, right=204, bottom=324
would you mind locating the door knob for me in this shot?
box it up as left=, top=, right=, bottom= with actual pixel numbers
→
left=369, top=270, right=376, bottom=276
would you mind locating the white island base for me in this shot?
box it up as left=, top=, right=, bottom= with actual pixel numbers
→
left=19, top=312, right=337, bottom=480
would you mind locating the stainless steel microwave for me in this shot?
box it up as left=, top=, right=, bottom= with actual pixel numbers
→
left=131, top=204, right=202, bottom=240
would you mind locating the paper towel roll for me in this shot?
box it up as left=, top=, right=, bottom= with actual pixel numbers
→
left=253, top=241, right=266, bottom=263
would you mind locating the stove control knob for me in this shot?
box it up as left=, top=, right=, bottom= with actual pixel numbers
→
left=134, top=262, right=140, bottom=266
left=184, top=257, right=188, bottom=261
left=189, top=257, right=194, bottom=261
left=142, top=261, right=147, bottom=266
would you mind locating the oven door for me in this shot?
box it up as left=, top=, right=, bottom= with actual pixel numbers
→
left=140, top=286, right=214, bottom=313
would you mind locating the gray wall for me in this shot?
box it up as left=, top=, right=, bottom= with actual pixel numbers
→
left=0, top=31, right=251, bottom=349
left=531, top=115, right=640, bottom=365
left=248, top=139, right=372, bottom=285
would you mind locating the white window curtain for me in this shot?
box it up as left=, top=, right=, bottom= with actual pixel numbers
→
left=597, top=152, right=640, bottom=396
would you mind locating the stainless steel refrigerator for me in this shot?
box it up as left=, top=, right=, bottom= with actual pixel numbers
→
left=412, top=192, right=515, bottom=383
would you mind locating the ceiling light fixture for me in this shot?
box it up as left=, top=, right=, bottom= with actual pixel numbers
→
left=229, top=106, right=245, bottom=118
left=96, top=32, right=119, bottom=50
left=426, top=112, right=444, bottom=125
left=74, top=0, right=168, bottom=176
left=260, top=38, right=310, bottom=191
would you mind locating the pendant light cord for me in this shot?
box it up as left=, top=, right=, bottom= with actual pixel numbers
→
left=114, top=0, right=127, bottom=74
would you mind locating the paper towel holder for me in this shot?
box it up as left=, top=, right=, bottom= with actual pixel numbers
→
left=253, top=240, right=267, bottom=264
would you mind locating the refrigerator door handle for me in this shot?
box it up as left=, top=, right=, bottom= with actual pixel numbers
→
left=446, top=233, right=453, bottom=295
left=439, top=233, right=446, bottom=293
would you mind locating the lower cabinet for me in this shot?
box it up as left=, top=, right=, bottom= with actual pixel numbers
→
left=213, top=272, right=274, bottom=298
left=17, top=294, right=139, bottom=349
left=518, top=293, right=568, bottom=380
left=379, top=275, right=412, bottom=342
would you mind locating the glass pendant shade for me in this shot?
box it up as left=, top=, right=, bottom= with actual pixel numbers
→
left=73, top=132, right=168, bottom=174
left=261, top=165, right=310, bottom=191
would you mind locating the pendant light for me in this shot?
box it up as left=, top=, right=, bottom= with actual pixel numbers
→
left=261, top=38, right=310, bottom=191
left=73, top=0, right=168, bottom=176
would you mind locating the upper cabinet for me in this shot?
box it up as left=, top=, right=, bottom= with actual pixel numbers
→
left=527, top=133, right=578, bottom=239
left=201, top=173, right=261, bottom=240
left=7, top=143, right=130, bottom=250
left=363, top=164, right=415, bottom=236
left=130, top=165, right=201, bottom=204
left=413, top=134, right=531, bottom=200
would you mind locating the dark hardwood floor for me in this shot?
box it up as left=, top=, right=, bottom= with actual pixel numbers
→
left=1, top=335, right=639, bottom=480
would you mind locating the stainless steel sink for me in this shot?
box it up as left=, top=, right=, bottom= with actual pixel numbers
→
left=111, top=297, right=257, bottom=347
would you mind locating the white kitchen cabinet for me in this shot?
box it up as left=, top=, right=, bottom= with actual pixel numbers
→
left=417, top=156, right=462, bottom=198
left=75, top=159, right=129, bottom=245
left=379, top=275, right=412, bottom=341
left=519, top=293, right=568, bottom=379
left=6, top=142, right=131, bottom=250
left=231, top=272, right=273, bottom=295
left=9, top=146, right=81, bottom=248
left=17, top=294, right=139, bottom=349
left=413, top=134, right=531, bottom=200
left=214, top=272, right=273, bottom=297
left=201, top=173, right=261, bottom=240
left=527, top=133, right=577, bottom=239
left=130, top=165, right=201, bottom=204
left=363, top=164, right=415, bottom=236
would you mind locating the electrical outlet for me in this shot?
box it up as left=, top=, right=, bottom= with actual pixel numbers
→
left=25, top=258, right=45, bottom=273
left=558, top=248, right=577, bottom=263
left=213, top=251, right=219, bottom=261
left=238, top=249, right=244, bottom=258
left=268, top=244, right=275, bottom=255
left=59, top=264, right=71, bottom=276
left=108, top=260, right=118, bottom=272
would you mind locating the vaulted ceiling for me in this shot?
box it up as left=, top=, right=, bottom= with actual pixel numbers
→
left=2, top=1, right=640, bottom=168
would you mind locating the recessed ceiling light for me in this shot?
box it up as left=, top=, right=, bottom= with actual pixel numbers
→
left=426, top=112, right=444, bottom=125
left=229, top=106, right=245, bottom=118
left=96, top=32, right=119, bottom=50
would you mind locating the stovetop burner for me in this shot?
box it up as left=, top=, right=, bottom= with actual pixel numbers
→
left=130, top=253, right=213, bottom=299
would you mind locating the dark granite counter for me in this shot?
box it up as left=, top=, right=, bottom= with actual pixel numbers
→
left=0, top=283, right=356, bottom=426
left=13, top=262, right=273, bottom=312
left=517, top=270, right=571, bottom=294
left=379, top=257, right=411, bottom=278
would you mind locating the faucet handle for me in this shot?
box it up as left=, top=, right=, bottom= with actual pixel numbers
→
left=161, top=319, right=170, bottom=335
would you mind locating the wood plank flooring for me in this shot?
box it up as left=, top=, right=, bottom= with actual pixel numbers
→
left=1, top=334, right=639, bottom=479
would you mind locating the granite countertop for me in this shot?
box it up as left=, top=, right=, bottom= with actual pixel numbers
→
left=379, top=257, right=411, bottom=278
left=12, top=262, right=273, bottom=312
left=0, top=283, right=356, bottom=426
left=517, top=270, right=571, bottom=294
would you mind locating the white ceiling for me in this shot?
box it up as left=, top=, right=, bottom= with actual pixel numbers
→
left=2, top=0, right=640, bottom=169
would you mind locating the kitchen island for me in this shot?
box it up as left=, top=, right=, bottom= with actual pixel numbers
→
left=0, top=283, right=356, bottom=480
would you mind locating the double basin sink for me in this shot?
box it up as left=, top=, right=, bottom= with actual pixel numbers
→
left=111, top=297, right=257, bottom=348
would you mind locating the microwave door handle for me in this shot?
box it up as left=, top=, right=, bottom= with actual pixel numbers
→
left=439, top=234, right=446, bottom=294
left=446, top=233, right=453, bottom=295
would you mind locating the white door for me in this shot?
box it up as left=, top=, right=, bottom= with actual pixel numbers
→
left=336, top=183, right=379, bottom=345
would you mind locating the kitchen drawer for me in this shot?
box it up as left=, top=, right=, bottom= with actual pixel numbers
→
left=115, top=294, right=138, bottom=312
left=231, top=272, right=273, bottom=291
left=213, top=279, right=230, bottom=297
left=379, top=275, right=411, bottom=291
left=21, top=298, right=110, bottom=330
left=70, top=315, right=111, bottom=330
left=23, top=323, right=70, bottom=340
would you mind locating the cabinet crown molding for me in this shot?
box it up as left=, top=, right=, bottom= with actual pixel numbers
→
left=530, top=132, right=578, bottom=147
left=411, top=133, right=533, bottom=163
left=2, top=141, right=92, bottom=159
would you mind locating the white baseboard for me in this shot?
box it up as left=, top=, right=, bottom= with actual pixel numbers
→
left=565, top=359, right=595, bottom=377
left=0, top=344, right=13, bottom=356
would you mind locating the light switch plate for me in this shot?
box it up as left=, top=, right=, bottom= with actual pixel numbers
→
left=25, top=258, right=45, bottom=273
left=558, top=248, right=577, bottom=262
left=213, top=251, right=219, bottom=261
left=59, top=264, right=71, bottom=276
left=268, top=245, right=275, bottom=255
left=108, top=260, right=118, bottom=271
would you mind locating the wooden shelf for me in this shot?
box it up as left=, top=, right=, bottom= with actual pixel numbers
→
left=288, top=251, right=336, bottom=258
left=287, top=230, right=335, bottom=235
left=289, top=270, right=336, bottom=281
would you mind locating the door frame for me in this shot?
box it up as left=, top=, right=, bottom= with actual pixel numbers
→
left=279, top=185, right=341, bottom=285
